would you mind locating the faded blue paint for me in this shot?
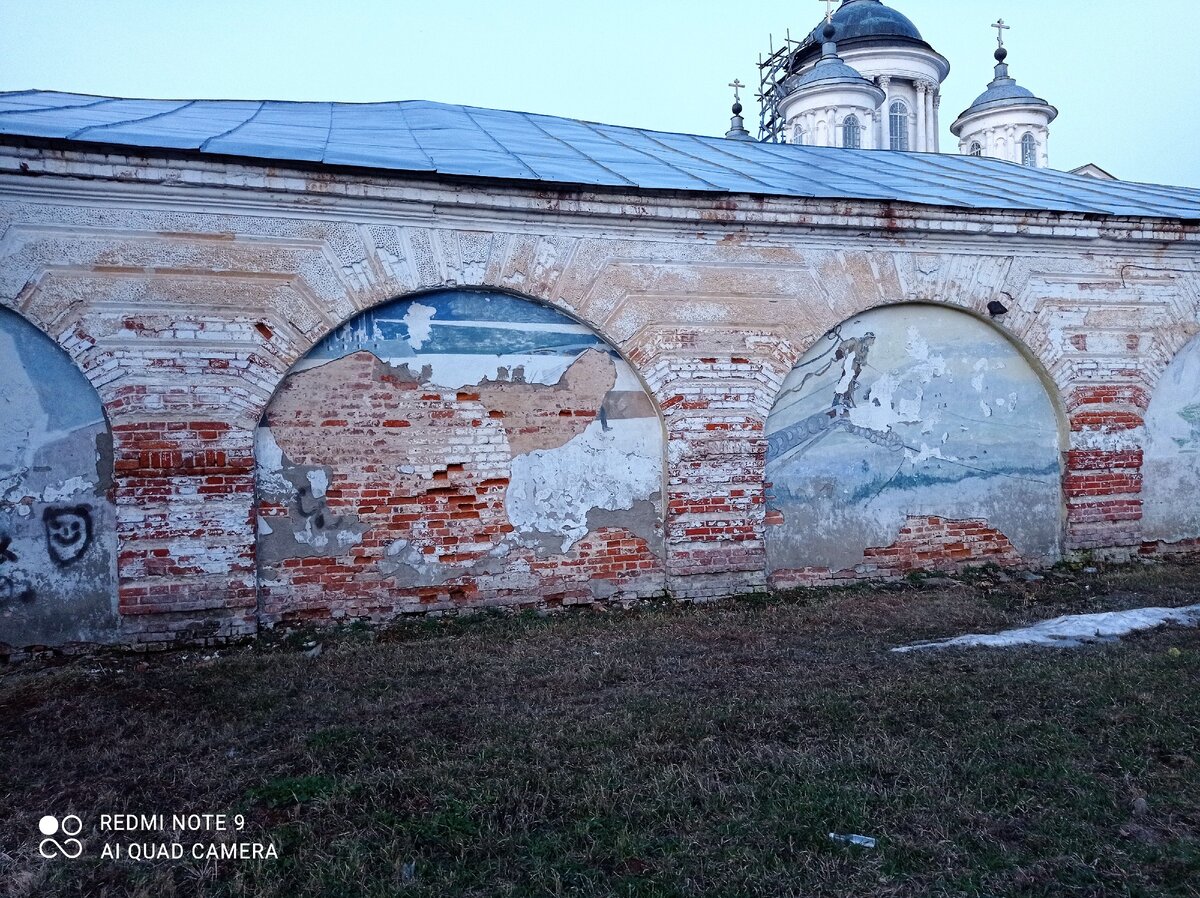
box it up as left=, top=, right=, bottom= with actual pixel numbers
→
left=1144, top=335, right=1200, bottom=543
left=0, top=309, right=117, bottom=648
left=765, top=305, right=1062, bottom=571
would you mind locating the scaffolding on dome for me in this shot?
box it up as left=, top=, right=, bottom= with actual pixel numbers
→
left=756, top=29, right=809, bottom=143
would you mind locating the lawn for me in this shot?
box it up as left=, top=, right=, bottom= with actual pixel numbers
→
left=2, top=562, right=1199, bottom=897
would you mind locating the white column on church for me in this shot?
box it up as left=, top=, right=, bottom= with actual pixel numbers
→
left=932, top=92, right=941, bottom=152
left=915, top=82, right=927, bottom=152
left=878, top=76, right=891, bottom=148
left=924, top=83, right=936, bottom=151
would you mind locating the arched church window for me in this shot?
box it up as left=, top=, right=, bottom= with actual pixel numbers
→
left=969, top=141, right=982, bottom=157
left=889, top=101, right=909, bottom=151
left=1021, top=133, right=1038, bottom=167
left=843, top=115, right=861, bottom=149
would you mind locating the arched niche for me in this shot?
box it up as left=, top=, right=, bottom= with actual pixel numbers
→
left=0, top=308, right=118, bottom=648
left=255, top=289, right=666, bottom=621
left=1143, top=335, right=1200, bottom=544
left=765, top=304, right=1064, bottom=578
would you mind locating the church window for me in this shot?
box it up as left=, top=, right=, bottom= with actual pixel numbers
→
left=969, top=141, right=982, bottom=157
left=889, top=101, right=909, bottom=151
left=843, top=115, right=861, bottom=149
left=1021, top=133, right=1038, bottom=167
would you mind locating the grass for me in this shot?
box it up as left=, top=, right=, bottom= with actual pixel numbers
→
left=1, top=561, right=1199, bottom=897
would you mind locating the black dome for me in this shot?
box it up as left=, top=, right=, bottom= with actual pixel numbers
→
left=815, top=0, right=923, bottom=42
left=790, top=1, right=930, bottom=71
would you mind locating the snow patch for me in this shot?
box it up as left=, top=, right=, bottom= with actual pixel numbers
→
left=893, top=604, right=1200, bottom=653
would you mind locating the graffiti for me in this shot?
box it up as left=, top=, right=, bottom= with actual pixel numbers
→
left=0, top=535, right=16, bottom=564
left=43, top=506, right=93, bottom=566
left=0, top=573, right=35, bottom=606
left=296, top=484, right=331, bottom=530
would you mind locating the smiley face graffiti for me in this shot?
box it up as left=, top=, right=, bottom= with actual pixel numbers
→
left=43, top=506, right=93, bottom=566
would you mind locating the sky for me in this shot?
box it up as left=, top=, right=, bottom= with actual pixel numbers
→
left=1, top=0, right=1197, bottom=187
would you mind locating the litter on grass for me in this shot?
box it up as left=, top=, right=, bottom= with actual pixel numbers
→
left=829, top=833, right=877, bottom=849
left=893, top=604, right=1200, bottom=653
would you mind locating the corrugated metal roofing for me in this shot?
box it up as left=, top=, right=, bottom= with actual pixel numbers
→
left=2, top=89, right=1199, bottom=220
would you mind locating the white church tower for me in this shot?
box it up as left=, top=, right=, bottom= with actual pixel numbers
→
left=950, top=21, right=1058, bottom=167
left=772, top=0, right=950, bottom=151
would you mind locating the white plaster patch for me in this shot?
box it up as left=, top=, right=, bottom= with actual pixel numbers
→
left=306, top=469, right=328, bottom=499
left=254, top=428, right=291, bottom=496
left=336, top=528, right=362, bottom=548
left=165, top=540, right=233, bottom=575
left=894, top=604, right=1200, bottom=653
left=506, top=417, right=662, bottom=552
left=379, top=352, right=578, bottom=391
left=1073, top=426, right=1145, bottom=451
left=402, top=302, right=436, bottom=350
left=40, top=475, right=93, bottom=502
left=849, top=373, right=916, bottom=431
left=971, top=358, right=988, bottom=393
left=904, top=443, right=956, bottom=465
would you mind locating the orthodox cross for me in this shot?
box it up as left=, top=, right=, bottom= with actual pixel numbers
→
left=820, top=0, right=836, bottom=23
left=729, top=79, right=745, bottom=105
left=992, top=18, right=1010, bottom=48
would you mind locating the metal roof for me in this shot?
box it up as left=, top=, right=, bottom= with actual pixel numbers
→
left=2, top=89, right=1199, bottom=220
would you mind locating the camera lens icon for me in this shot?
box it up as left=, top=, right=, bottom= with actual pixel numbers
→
left=38, top=815, right=83, bottom=858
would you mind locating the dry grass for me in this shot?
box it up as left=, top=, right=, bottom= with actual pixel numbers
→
left=2, top=560, right=1199, bottom=897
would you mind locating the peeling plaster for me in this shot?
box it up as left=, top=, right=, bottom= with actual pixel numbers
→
left=508, top=418, right=663, bottom=552
left=767, top=306, right=1062, bottom=572
left=0, top=309, right=118, bottom=647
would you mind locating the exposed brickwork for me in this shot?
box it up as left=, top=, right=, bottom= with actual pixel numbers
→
left=258, top=350, right=663, bottom=622
left=112, top=421, right=256, bottom=617
left=1064, top=385, right=1150, bottom=550
left=2, top=148, right=1199, bottom=647
left=772, top=516, right=1023, bottom=588
left=635, top=346, right=778, bottom=598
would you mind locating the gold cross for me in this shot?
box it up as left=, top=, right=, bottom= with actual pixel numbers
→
left=820, top=0, right=836, bottom=23
left=729, top=79, right=745, bottom=104
left=992, top=18, right=1010, bottom=48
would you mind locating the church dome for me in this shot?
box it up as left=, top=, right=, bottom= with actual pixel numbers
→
left=790, top=1, right=934, bottom=71
left=954, top=49, right=1057, bottom=126
left=809, top=0, right=923, bottom=44
left=782, top=23, right=886, bottom=101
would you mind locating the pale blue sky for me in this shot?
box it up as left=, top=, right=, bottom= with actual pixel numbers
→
left=1, top=0, right=1197, bottom=187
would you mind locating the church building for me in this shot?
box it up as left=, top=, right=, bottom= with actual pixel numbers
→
left=1, top=0, right=1198, bottom=652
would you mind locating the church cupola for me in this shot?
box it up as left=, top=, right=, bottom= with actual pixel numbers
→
left=776, top=21, right=885, bottom=147
left=951, top=20, right=1058, bottom=167
left=765, top=0, right=950, bottom=151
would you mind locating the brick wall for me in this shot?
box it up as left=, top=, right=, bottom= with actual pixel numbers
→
left=0, top=150, right=1198, bottom=647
